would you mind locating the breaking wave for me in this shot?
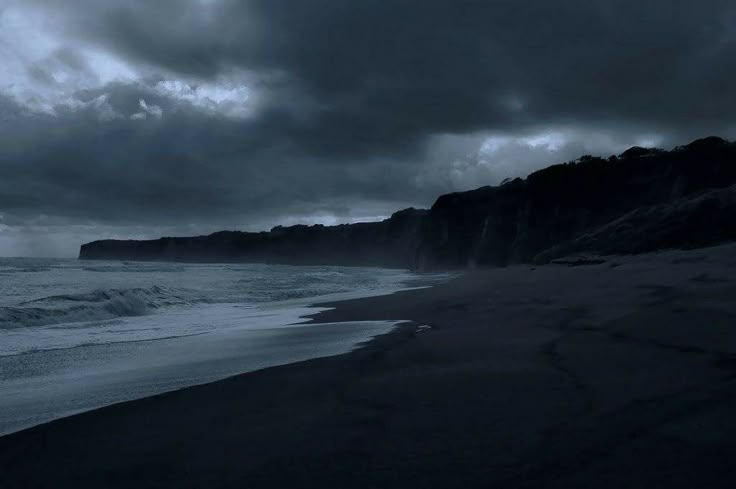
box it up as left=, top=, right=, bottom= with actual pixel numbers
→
left=0, top=286, right=193, bottom=329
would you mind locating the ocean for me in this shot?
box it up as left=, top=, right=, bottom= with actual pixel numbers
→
left=0, top=258, right=445, bottom=435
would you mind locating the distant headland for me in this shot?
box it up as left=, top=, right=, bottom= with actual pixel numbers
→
left=80, top=136, right=736, bottom=269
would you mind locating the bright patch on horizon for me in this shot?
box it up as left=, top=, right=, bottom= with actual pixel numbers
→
left=521, top=133, right=568, bottom=151
left=634, top=135, right=665, bottom=148
left=479, top=132, right=568, bottom=155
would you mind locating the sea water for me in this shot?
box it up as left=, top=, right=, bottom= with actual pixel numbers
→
left=0, top=258, right=445, bottom=435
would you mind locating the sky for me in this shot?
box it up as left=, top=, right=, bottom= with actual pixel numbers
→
left=1, top=0, right=735, bottom=256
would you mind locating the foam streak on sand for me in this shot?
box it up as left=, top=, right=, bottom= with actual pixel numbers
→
left=0, top=314, right=400, bottom=436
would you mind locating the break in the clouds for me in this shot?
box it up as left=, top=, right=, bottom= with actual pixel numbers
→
left=1, top=0, right=735, bottom=256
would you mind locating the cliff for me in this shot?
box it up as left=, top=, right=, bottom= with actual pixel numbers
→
left=79, top=208, right=427, bottom=268
left=534, top=183, right=736, bottom=262
left=80, top=136, right=736, bottom=269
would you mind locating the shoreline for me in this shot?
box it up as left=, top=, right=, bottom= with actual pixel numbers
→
left=2, top=244, right=736, bottom=488
left=0, top=263, right=442, bottom=437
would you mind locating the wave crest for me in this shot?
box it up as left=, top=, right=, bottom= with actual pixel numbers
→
left=0, top=286, right=189, bottom=329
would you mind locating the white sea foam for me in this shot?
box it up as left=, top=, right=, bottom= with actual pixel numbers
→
left=0, top=258, right=450, bottom=435
left=0, top=258, right=448, bottom=353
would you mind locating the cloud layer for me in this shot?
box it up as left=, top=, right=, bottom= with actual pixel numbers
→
left=1, top=0, right=735, bottom=255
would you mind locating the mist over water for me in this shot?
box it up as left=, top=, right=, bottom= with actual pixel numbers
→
left=0, top=258, right=447, bottom=435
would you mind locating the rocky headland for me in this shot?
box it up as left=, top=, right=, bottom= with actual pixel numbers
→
left=80, top=136, right=736, bottom=268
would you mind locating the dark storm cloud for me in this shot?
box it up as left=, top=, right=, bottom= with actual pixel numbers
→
left=0, top=85, right=425, bottom=225
left=1, top=0, right=736, bottom=255
left=80, top=0, right=736, bottom=134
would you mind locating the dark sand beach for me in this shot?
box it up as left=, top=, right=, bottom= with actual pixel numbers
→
left=2, top=244, right=736, bottom=488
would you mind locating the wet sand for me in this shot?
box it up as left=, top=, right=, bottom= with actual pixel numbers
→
left=2, top=244, right=736, bottom=488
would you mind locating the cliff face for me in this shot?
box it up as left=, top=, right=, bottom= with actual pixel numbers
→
left=80, top=137, right=736, bottom=269
left=534, top=183, right=736, bottom=262
left=415, top=136, right=736, bottom=267
left=79, top=208, right=427, bottom=268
